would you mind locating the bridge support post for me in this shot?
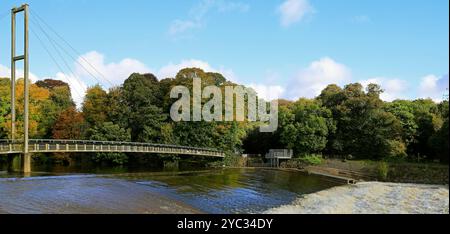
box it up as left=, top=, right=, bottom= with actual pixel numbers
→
left=23, top=153, right=31, bottom=173
left=6, top=153, right=31, bottom=174
left=6, top=154, right=19, bottom=173
left=10, top=4, right=31, bottom=174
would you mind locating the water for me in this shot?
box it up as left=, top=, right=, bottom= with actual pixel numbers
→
left=0, top=166, right=340, bottom=214
left=267, top=182, right=449, bottom=214
left=116, top=168, right=340, bottom=213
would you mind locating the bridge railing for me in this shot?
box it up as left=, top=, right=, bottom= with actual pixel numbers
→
left=0, top=139, right=22, bottom=153
left=0, top=139, right=225, bottom=157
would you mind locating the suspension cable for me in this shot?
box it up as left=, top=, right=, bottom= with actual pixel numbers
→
left=29, top=26, right=85, bottom=101
left=29, top=17, right=90, bottom=92
left=29, top=9, right=116, bottom=87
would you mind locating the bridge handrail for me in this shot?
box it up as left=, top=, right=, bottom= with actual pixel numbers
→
left=0, top=139, right=223, bottom=153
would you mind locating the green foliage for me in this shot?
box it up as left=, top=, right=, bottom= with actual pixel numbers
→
left=37, top=80, right=75, bottom=138
left=279, top=99, right=335, bottom=156
left=376, top=161, right=389, bottom=181
left=384, top=100, right=419, bottom=147
left=1, top=68, right=448, bottom=167
left=316, top=83, right=406, bottom=160
left=299, top=154, right=323, bottom=165
left=0, top=82, right=9, bottom=138
left=82, top=85, right=109, bottom=127
left=122, top=73, right=167, bottom=142
left=88, top=122, right=131, bottom=165
left=209, top=153, right=243, bottom=167
left=430, top=117, right=449, bottom=163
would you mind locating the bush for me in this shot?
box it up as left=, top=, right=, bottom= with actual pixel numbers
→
left=299, top=154, right=323, bottom=165
left=208, top=152, right=244, bottom=168
left=93, top=152, right=128, bottom=165
left=377, top=161, right=389, bottom=181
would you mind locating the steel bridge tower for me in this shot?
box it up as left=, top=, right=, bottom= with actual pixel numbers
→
left=9, top=4, right=31, bottom=173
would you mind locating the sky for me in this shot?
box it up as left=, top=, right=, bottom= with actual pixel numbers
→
left=0, top=0, right=448, bottom=106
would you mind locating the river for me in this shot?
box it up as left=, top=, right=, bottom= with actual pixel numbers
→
left=0, top=166, right=340, bottom=214
left=1, top=166, right=447, bottom=214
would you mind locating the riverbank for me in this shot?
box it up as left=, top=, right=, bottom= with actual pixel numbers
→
left=0, top=175, right=200, bottom=214
left=266, top=182, right=449, bottom=214
left=279, top=158, right=449, bottom=185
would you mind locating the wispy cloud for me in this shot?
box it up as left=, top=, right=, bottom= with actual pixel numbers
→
left=418, top=74, right=449, bottom=102
left=168, top=0, right=249, bottom=38
left=351, top=15, right=371, bottom=24
left=277, top=0, right=315, bottom=27
left=169, top=20, right=202, bottom=36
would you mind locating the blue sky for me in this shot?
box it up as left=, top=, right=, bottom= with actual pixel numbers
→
left=0, top=0, right=448, bottom=105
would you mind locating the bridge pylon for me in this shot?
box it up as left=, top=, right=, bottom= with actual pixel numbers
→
left=8, top=4, right=31, bottom=174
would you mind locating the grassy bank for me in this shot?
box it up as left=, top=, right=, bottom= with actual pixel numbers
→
left=301, top=159, right=449, bottom=185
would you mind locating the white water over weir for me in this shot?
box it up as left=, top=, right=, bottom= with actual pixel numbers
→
left=266, top=182, right=449, bottom=214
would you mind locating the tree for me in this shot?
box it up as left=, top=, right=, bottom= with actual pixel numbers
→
left=82, top=85, right=108, bottom=128
left=105, top=87, right=127, bottom=128
left=409, top=99, right=443, bottom=160
left=168, top=68, right=248, bottom=154
left=52, top=107, right=86, bottom=139
left=0, top=96, right=8, bottom=138
left=1, top=79, right=51, bottom=139
left=122, top=73, right=167, bottom=142
left=279, top=99, right=335, bottom=156
left=88, top=122, right=131, bottom=165
left=384, top=100, right=419, bottom=149
left=318, top=83, right=405, bottom=159
left=430, top=118, right=449, bottom=163
left=429, top=100, right=449, bottom=163
left=37, top=79, right=75, bottom=138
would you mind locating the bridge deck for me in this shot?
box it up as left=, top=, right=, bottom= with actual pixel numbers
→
left=0, top=139, right=225, bottom=158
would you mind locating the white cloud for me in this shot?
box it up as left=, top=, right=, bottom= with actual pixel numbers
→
left=247, top=84, right=285, bottom=101
left=0, top=64, right=40, bottom=82
left=1, top=52, right=152, bottom=108
left=360, top=77, right=409, bottom=101
left=169, top=0, right=249, bottom=37
left=278, top=0, right=314, bottom=27
left=75, top=51, right=152, bottom=86
left=418, top=74, right=449, bottom=102
left=54, top=72, right=88, bottom=108
left=287, top=57, right=352, bottom=99
left=157, top=59, right=237, bottom=82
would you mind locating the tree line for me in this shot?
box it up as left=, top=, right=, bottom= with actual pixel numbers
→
left=0, top=68, right=448, bottom=165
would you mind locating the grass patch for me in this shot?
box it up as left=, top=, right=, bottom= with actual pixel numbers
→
left=299, top=154, right=323, bottom=165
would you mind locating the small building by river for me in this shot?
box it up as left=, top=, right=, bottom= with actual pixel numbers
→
left=266, top=149, right=293, bottom=167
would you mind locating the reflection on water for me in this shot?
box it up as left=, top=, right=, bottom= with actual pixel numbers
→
left=120, top=169, right=340, bottom=213
left=0, top=166, right=340, bottom=214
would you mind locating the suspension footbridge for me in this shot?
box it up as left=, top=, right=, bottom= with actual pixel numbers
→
left=0, top=4, right=225, bottom=173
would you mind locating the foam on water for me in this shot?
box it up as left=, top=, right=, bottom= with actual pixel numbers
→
left=266, top=182, right=449, bottom=214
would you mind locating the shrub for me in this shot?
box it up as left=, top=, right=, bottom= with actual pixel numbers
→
left=209, top=152, right=244, bottom=168
left=299, top=154, right=323, bottom=165
left=377, top=161, right=389, bottom=181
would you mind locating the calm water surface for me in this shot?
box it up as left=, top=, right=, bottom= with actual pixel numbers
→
left=0, top=166, right=340, bottom=214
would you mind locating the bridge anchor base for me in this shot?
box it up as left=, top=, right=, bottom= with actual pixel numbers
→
left=7, top=153, right=32, bottom=174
